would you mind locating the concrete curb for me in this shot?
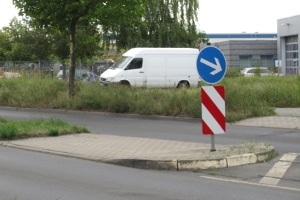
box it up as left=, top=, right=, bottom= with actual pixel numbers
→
left=103, top=147, right=277, bottom=171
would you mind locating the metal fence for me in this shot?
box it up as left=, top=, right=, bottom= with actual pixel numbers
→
left=0, top=60, right=91, bottom=77
left=0, top=60, right=55, bottom=71
left=0, top=59, right=115, bottom=78
left=0, top=60, right=58, bottom=78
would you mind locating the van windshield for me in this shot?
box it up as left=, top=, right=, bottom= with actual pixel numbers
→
left=111, top=56, right=132, bottom=69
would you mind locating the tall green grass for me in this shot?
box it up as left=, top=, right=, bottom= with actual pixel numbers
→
left=221, top=76, right=300, bottom=121
left=0, top=76, right=299, bottom=122
left=0, top=117, right=89, bottom=140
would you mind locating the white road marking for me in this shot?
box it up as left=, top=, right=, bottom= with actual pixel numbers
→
left=200, top=175, right=300, bottom=192
left=259, top=153, right=298, bottom=185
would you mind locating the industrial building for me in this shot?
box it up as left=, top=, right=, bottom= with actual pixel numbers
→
left=204, top=14, right=300, bottom=75
left=277, top=15, right=300, bottom=75
left=205, top=34, right=277, bottom=70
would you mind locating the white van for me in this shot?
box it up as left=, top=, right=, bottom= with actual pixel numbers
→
left=99, top=48, right=200, bottom=88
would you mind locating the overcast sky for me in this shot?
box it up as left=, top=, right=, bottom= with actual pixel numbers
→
left=198, top=0, right=299, bottom=33
left=0, top=1, right=19, bottom=28
left=1, top=0, right=299, bottom=33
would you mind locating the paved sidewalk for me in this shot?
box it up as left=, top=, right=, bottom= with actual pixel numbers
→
left=233, top=108, right=300, bottom=129
left=3, top=134, right=275, bottom=171
left=1, top=108, right=300, bottom=171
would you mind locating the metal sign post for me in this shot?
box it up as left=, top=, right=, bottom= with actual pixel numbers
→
left=211, top=134, right=216, bottom=152
left=197, top=46, right=227, bottom=152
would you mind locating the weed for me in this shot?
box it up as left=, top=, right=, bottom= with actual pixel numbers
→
left=48, top=128, right=59, bottom=137
left=0, top=124, right=17, bottom=139
left=208, top=172, right=217, bottom=176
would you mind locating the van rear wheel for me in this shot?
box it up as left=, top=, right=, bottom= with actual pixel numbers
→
left=177, top=81, right=189, bottom=88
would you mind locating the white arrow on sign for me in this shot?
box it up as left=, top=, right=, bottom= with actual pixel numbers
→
left=200, top=57, right=222, bottom=75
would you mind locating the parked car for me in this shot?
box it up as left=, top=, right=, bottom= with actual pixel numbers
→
left=90, top=59, right=114, bottom=75
left=56, top=69, right=98, bottom=82
left=240, top=67, right=271, bottom=77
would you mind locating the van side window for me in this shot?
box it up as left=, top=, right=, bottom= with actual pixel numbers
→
left=126, top=58, right=143, bottom=70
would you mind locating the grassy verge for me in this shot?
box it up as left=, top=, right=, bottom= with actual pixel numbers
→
left=0, top=117, right=89, bottom=140
left=0, top=75, right=299, bottom=122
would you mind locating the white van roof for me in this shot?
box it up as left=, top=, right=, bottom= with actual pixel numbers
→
left=123, top=48, right=199, bottom=56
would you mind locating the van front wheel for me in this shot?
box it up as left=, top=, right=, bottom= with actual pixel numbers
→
left=120, top=80, right=130, bottom=87
left=177, top=81, right=190, bottom=88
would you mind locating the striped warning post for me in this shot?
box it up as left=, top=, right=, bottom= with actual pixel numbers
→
left=201, top=86, right=226, bottom=134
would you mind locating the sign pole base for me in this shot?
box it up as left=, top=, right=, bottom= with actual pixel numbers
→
left=210, top=134, right=216, bottom=152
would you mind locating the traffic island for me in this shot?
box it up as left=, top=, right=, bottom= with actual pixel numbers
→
left=103, top=142, right=277, bottom=171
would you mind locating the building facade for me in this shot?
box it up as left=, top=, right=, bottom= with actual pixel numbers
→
left=206, top=33, right=277, bottom=43
left=213, top=40, right=277, bottom=69
left=277, top=15, right=300, bottom=75
left=205, top=34, right=277, bottom=69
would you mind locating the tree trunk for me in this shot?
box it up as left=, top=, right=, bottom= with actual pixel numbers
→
left=69, top=21, right=77, bottom=98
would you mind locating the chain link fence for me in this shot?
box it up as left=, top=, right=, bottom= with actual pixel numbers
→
left=0, top=60, right=60, bottom=78
left=0, top=59, right=115, bottom=79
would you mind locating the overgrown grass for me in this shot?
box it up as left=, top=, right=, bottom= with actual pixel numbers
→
left=221, top=76, right=300, bottom=121
left=0, top=117, right=89, bottom=140
left=0, top=75, right=299, bottom=122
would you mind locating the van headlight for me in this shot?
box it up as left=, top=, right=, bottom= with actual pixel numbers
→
left=101, top=77, right=114, bottom=82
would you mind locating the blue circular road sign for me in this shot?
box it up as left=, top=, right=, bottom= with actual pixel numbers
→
left=196, top=46, right=227, bottom=84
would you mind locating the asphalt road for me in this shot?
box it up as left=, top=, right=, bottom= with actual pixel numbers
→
left=0, top=107, right=299, bottom=199
left=1, top=146, right=299, bottom=200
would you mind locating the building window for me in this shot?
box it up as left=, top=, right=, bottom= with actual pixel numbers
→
left=285, top=35, right=298, bottom=74
left=260, top=55, right=274, bottom=67
left=239, top=55, right=252, bottom=67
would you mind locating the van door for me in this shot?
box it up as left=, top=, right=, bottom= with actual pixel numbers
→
left=124, top=58, right=145, bottom=87
left=144, top=56, right=166, bottom=87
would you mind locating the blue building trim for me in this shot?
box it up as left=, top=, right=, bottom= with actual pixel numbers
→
left=206, top=33, right=277, bottom=39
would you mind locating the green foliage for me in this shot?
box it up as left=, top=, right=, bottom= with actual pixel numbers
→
left=47, top=128, right=59, bottom=137
left=0, top=31, right=11, bottom=61
left=0, top=117, right=89, bottom=140
left=13, top=0, right=145, bottom=97
left=225, top=68, right=241, bottom=77
left=1, top=18, right=51, bottom=61
left=0, top=0, right=205, bottom=64
left=105, top=0, right=204, bottom=49
left=0, top=77, right=69, bottom=108
left=0, top=123, right=17, bottom=139
left=0, top=76, right=299, bottom=122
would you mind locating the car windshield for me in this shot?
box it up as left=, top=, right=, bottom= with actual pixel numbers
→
left=241, top=68, right=248, bottom=73
left=110, top=56, right=132, bottom=69
left=241, top=68, right=269, bottom=74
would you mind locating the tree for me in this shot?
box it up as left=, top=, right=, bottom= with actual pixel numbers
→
left=0, top=31, right=11, bottom=61
left=49, top=24, right=102, bottom=68
left=2, top=18, right=51, bottom=61
left=105, top=0, right=206, bottom=49
left=13, top=0, right=144, bottom=97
